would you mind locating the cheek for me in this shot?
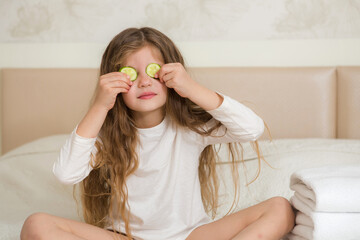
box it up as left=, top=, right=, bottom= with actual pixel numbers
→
left=159, top=84, right=168, bottom=99
left=159, top=82, right=168, bottom=93
left=121, top=91, right=134, bottom=105
left=124, top=86, right=137, bottom=97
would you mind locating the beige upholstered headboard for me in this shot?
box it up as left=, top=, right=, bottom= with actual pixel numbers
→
left=1, top=66, right=360, bottom=155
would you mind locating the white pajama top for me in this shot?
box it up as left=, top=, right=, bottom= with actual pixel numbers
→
left=53, top=92, right=265, bottom=240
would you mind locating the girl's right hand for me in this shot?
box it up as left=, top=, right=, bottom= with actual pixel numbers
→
left=93, top=72, right=133, bottom=111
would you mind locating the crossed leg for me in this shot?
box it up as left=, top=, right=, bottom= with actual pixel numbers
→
left=186, top=196, right=295, bottom=240
left=20, top=213, right=128, bottom=240
left=21, top=197, right=294, bottom=240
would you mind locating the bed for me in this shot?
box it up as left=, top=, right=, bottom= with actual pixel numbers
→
left=1, top=66, right=359, bottom=240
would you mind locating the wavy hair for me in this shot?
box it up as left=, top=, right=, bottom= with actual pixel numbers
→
left=74, top=27, right=271, bottom=240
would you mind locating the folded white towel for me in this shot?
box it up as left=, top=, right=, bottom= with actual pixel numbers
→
left=290, top=164, right=360, bottom=213
left=288, top=211, right=360, bottom=240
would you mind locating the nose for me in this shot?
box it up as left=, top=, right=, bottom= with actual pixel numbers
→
left=137, top=73, right=152, bottom=88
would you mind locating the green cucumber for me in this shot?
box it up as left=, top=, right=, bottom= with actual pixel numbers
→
left=146, top=63, right=161, bottom=78
left=119, top=66, right=137, bottom=81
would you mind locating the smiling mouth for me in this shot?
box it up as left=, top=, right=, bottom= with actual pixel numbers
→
left=138, top=94, right=156, bottom=99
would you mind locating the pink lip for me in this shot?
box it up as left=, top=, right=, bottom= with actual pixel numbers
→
left=138, top=92, right=157, bottom=99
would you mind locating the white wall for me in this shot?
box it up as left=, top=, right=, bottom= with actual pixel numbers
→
left=1, top=0, right=360, bottom=154
left=1, top=40, right=360, bottom=69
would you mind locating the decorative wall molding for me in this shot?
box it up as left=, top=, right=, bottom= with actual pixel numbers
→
left=1, top=0, right=360, bottom=43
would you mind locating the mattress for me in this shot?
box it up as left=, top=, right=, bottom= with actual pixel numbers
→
left=0, top=135, right=359, bottom=239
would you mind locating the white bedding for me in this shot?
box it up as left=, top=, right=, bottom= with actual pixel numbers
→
left=0, top=135, right=359, bottom=240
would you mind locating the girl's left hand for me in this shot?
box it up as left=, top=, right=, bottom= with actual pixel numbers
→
left=155, top=63, right=197, bottom=99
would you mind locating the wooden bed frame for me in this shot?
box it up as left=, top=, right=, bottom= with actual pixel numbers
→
left=1, top=66, right=360, bottom=155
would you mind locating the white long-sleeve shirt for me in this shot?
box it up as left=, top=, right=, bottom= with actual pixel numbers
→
left=53, top=92, right=264, bottom=240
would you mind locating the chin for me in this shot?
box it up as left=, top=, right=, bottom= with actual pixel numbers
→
left=132, top=102, right=165, bottom=112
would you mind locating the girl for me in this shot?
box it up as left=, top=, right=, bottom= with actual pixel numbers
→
left=20, top=27, right=294, bottom=240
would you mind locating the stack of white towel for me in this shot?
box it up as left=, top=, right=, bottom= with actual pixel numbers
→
left=287, top=164, right=360, bottom=240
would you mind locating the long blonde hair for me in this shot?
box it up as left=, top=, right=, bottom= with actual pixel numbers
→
left=74, top=27, right=271, bottom=239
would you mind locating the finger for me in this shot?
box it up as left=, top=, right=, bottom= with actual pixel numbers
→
left=158, top=64, right=173, bottom=81
left=117, top=87, right=131, bottom=94
left=101, top=71, right=129, bottom=78
left=105, top=80, right=132, bottom=90
left=102, top=82, right=131, bottom=93
left=163, top=79, right=174, bottom=88
left=100, top=74, right=132, bottom=85
left=162, top=71, right=176, bottom=83
left=101, top=72, right=131, bottom=81
left=154, top=69, right=161, bottom=79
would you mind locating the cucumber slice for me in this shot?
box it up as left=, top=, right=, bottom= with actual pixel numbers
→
left=146, top=63, right=161, bottom=78
left=119, top=66, right=137, bottom=81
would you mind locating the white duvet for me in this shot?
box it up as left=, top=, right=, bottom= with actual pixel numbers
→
left=0, top=135, right=359, bottom=240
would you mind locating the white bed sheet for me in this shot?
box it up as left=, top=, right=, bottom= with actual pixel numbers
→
left=0, top=135, right=359, bottom=239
